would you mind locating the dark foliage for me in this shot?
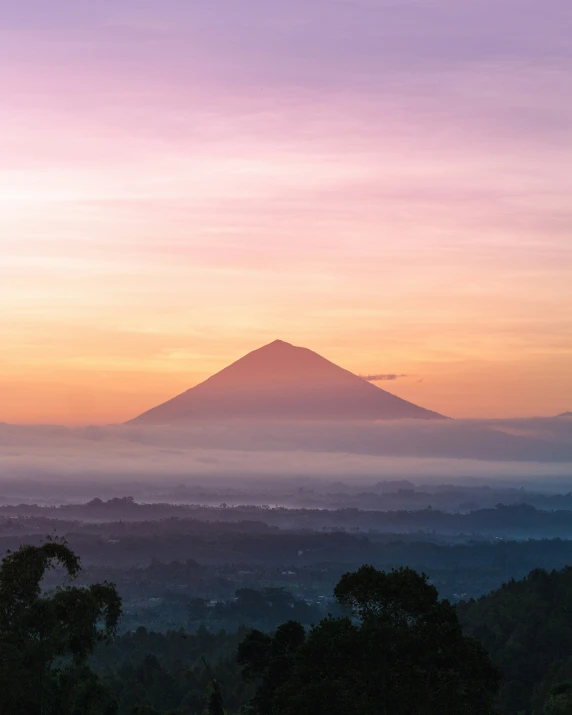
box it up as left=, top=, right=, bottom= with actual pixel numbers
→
left=93, top=627, right=253, bottom=714
left=238, top=565, right=500, bottom=715
left=459, top=566, right=572, bottom=714
left=0, top=539, right=121, bottom=714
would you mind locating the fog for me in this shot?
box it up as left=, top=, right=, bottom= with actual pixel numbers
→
left=1, top=418, right=571, bottom=502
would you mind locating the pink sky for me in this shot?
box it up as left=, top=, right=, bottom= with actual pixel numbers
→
left=1, top=0, right=571, bottom=424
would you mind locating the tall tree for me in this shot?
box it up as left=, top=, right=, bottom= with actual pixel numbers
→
left=204, top=679, right=225, bottom=715
left=0, top=539, right=122, bottom=715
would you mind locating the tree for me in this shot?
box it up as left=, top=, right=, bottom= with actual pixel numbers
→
left=458, top=566, right=572, bottom=713
left=204, top=678, right=225, bottom=715
left=235, top=588, right=267, bottom=618
left=0, top=539, right=122, bottom=714
left=188, top=597, right=210, bottom=624
left=238, top=565, right=500, bottom=715
left=544, top=682, right=572, bottom=714
left=239, top=620, right=305, bottom=714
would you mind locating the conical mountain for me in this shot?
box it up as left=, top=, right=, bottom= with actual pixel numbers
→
left=129, top=340, right=446, bottom=423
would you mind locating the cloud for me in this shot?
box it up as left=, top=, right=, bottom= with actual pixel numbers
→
left=361, top=373, right=410, bottom=382
left=0, top=418, right=571, bottom=498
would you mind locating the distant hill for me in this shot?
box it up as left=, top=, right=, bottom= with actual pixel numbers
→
left=557, top=411, right=572, bottom=418
left=129, top=339, right=446, bottom=423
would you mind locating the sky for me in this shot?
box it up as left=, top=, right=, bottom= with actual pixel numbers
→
left=1, top=0, right=571, bottom=424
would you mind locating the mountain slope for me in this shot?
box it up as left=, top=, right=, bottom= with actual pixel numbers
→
left=130, top=340, right=445, bottom=423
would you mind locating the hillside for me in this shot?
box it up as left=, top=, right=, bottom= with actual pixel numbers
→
left=458, top=566, right=572, bottom=714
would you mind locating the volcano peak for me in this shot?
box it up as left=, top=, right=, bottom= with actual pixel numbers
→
left=130, top=341, right=446, bottom=423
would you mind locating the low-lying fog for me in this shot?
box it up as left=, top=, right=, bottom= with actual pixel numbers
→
left=0, top=417, right=571, bottom=503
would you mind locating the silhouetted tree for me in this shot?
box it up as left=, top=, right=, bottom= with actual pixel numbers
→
left=238, top=565, right=500, bottom=715
left=204, top=678, right=225, bottom=715
left=458, top=566, right=572, bottom=713
left=0, top=539, right=121, bottom=714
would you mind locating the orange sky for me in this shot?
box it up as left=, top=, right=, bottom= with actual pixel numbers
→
left=1, top=1, right=571, bottom=424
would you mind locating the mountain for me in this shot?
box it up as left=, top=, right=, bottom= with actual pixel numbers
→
left=129, top=339, right=446, bottom=423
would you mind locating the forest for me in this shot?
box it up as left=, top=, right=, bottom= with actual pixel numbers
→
left=5, top=498, right=572, bottom=538
left=3, top=487, right=572, bottom=713
left=6, top=501, right=572, bottom=633
left=2, top=539, right=572, bottom=714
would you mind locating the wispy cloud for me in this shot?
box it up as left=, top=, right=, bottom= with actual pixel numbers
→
left=361, top=374, right=410, bottom=382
